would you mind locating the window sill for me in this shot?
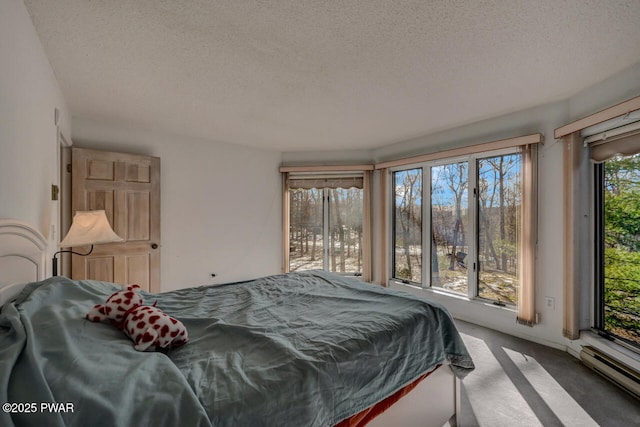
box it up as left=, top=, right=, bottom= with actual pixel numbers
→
left=387, top=281, right=529, bottom=337
left=388, top=280, right=517, bottom=313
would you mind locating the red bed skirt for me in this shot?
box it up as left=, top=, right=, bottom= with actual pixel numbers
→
left=334, top=365, right=440, bottom=427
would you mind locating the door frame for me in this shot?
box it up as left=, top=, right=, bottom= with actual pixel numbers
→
left=57, top=129, right=73, bottom=277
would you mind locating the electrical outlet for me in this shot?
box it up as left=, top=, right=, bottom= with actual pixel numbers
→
left=544, top=296, right=555, bottom=310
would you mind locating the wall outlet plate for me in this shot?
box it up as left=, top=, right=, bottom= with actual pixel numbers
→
left=544, top=296, right=555, bottom=310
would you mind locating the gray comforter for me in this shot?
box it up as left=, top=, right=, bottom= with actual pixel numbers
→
left=0, top=270, right=474, bottom=427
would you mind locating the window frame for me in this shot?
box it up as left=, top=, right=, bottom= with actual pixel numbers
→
left=391, top=167, right=424, bottom=285
left=429, top=156, right=474, bottom=299
left=283, top=169, right=371, bottom=278
left=388, top=146, right=524, bottom=306
left=594, top=163, right=606, bottom=331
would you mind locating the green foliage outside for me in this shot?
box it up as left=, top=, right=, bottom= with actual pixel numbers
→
left=604, top=155, right=640, bottom=346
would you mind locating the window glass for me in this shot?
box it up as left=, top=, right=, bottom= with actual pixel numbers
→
left=391, top=149, right=526, bottom=306
left=431, top=162, right=468, bottom=294
left=289, top=186, right=363, bottom=275
left=328, top=188, right=363, bottom=274
left=289, top=188, right=323, bottom=272
left=393, top=169, right=422, bottom=283
left=599, top=154, right=640, bottom=347
left=477, top=154, right=522, bottom=304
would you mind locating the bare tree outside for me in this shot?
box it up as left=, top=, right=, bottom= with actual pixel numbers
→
left=393, top=169, right=422, bottom=283
left=289, top=188, right=323, bottom=271
left=431, top=162, right=468, bottom=293
left=390, top=153, right=523, bottom=304
left=478, top=154, right=521, bottom=304
left=329, top=188, right=363, bottom=273
left=289, top=187, right=363, bottom=274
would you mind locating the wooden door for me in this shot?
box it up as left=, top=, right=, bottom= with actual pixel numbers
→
left=70, top=148, right=161, bottom=292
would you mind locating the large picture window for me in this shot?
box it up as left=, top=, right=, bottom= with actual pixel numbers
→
left=390, top=147, right=531, bottom=310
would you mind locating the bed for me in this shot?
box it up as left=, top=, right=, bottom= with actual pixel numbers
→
left=0, top=219, right=474, bottom=427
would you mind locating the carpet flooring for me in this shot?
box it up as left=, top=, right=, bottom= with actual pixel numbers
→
left=455, top=320, right=640, bottom=427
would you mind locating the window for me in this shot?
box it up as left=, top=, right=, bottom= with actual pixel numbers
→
left=289, top=188, right=324, bottom=271
left=431, top=161, right=469, bottom=294
left=477, top=154, right=522, bottom=304
left=390, top=147, right=529, bottom=308
left=595, top=154, right=640, bottom=348
left=286, top=173, right=367, bottom=276
left=392, top=169, right=422, bottom=283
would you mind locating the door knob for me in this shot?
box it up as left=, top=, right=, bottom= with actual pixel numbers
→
left=151, top=243, right=158, bottom=249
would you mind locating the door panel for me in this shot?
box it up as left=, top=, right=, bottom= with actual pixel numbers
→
left=127, top=192, right=150, bottom=240
left=126, top=255, right=150, bottom=290
left=126, top=163, right=150, bottom=182
left=87, top=256, right=115, bottom=282
left=86, top=159, right=114, bottom=180
left=71, top=148, right=160, bottom=292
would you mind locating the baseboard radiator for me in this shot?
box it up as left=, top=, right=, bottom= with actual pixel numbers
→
left=580, top=345, right=640, bottom=399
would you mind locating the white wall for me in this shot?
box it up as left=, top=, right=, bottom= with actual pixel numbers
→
left=0, top=0, right=70, bottom=272
left=568, top=61, right=640, bottom=121
left=72, top=118, right=283, bottom=291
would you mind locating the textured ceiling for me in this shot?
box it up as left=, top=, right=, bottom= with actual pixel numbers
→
left=24, top=0, right=640, bottom=152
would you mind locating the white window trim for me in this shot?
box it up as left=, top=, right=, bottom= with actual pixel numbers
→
left=388, top=146, right=522, bottom=300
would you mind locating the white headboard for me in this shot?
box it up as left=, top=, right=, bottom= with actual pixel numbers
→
left=0, top=219, right=48, bottom=305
